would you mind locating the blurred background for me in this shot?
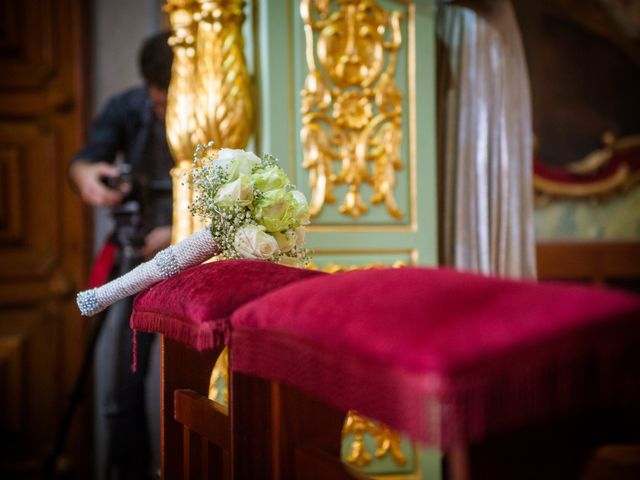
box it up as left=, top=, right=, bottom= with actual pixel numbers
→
left=0, top=0, right=638, bottom=478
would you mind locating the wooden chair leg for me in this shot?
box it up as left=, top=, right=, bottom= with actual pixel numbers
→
left=161, top=337, right=223, bottom=479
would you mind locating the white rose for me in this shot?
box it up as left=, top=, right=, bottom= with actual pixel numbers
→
left=278, top=255, right=301, bottom=268
left=215, top=174, right=254, bottom=207
left=216, top=149, right=261, bottom=180
left=273, top=230, right=296, bottom=253
left=294, top=226, right=306, bottom=249
left=234, top=225, right=279, bottom=260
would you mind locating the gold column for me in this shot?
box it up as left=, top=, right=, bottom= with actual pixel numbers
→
left=165, top=0, right=200, bottom=243
left=164, top=0, right=254, bottom=410
left=194, top=0, right=254, bottom=150
left=165, top=0, right=254, bottom=243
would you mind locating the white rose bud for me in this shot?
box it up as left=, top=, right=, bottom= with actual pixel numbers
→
left=216, top=149, right=261, bottom=179
left=215, top=174, right=254, bottom=207
left=234, top=225, right=279, bottom=260
left=273, top=230, right=296, bottom=253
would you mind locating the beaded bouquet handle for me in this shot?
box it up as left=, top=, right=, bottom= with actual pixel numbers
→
left=76, top=228, right=218, bottom=317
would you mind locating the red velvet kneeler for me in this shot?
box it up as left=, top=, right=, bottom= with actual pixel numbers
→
left=130, top=259, right=325, bottom=351
left=230, top=267, right=640, bottom=448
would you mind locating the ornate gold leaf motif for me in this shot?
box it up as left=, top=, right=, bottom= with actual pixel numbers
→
left=301, top=0, right=404, bottom=219
left=343, top=411, right=408, bottom=468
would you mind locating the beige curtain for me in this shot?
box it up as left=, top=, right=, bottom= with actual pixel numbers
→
left=437, top=0, right=536, bottom=279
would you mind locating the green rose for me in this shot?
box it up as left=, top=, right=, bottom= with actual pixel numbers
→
left=252, top=165, right=289, bottom=192
left=256, top=189, right=311, bottom=232
left=255, top=189, right=295, bottom=232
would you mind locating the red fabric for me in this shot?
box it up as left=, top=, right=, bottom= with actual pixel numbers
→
left=231, top=267, right=640, bottom=447
left=533, top=146, right=640, bottom=184
left=130, top=259, right=325, bottom=351
left=87, top=242, right=117, bottom=289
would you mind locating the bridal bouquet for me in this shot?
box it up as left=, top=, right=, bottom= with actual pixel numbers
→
left=76, top=143, right=310, bottom=317
left=190, top=143, right=310, bottom=267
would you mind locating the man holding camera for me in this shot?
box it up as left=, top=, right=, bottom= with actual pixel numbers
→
left=68, top=32, right=173, bottom=480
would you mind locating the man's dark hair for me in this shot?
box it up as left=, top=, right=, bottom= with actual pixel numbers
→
left=138, top=31, right=173, bottom=90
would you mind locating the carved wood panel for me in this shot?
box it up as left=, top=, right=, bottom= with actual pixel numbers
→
left=0, top=122, right=58, bottom=277
left=0, top=0, right=90, bottom=477
left=0, top=309, right=59, bottom=450
left=0, top=143, right=24, bottom=243
left=0, top=0, right=56, bottom=89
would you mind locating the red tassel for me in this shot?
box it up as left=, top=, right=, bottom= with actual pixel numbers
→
left=131, top=328, right=137, bottom=373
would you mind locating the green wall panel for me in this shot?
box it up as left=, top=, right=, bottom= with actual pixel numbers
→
left=257, top=0, right=438, bottom=268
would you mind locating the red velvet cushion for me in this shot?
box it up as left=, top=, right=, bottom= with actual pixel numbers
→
left=130, top=259, right=324, bottom=351
left=231, top=267, right=640, bottom=447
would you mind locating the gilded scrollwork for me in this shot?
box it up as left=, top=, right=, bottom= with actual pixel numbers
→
left=300, top=0, right=405, bottom=219
left=343, top=411, right=408, bottom=468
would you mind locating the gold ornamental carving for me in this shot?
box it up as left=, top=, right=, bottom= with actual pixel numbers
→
left=534, top=133, right=640, bottom=205
left=165, top=0, right=254, bottom=243
left=208, top=346, right=229, bottom=404
left=300, top=0, right=405, bottom=219
left=343, top=411, right=408, bottom=468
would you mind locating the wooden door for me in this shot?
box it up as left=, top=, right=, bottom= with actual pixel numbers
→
left=0, top=0, right=91, bottom=477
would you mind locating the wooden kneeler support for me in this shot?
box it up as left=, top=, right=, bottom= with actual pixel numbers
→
left=231, top=372, right=353, bottom=480
left=162, top=339, right=229, bottom=479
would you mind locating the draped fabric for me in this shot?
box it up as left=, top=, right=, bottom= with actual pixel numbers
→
left=437, top=0, right=536, bottom=279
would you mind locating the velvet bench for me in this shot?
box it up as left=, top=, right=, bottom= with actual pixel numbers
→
left=130, top=260, right=325, bottom=479
left=131, top=261, right=640, bottom=479
left=230, top=267, right=640, bottom=479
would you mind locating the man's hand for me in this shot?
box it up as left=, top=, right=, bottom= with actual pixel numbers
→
left=69, top=161, right=124, bottom=207
left=140, top=226, right=172, bottom=260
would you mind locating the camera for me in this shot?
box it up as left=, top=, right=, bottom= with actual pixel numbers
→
left=102, top=163, right=173, bottom=256
left=102, top=163, right=145, bottom=252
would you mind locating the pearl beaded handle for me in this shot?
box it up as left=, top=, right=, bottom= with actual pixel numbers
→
left=77, top=227, right=219, bottom=317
